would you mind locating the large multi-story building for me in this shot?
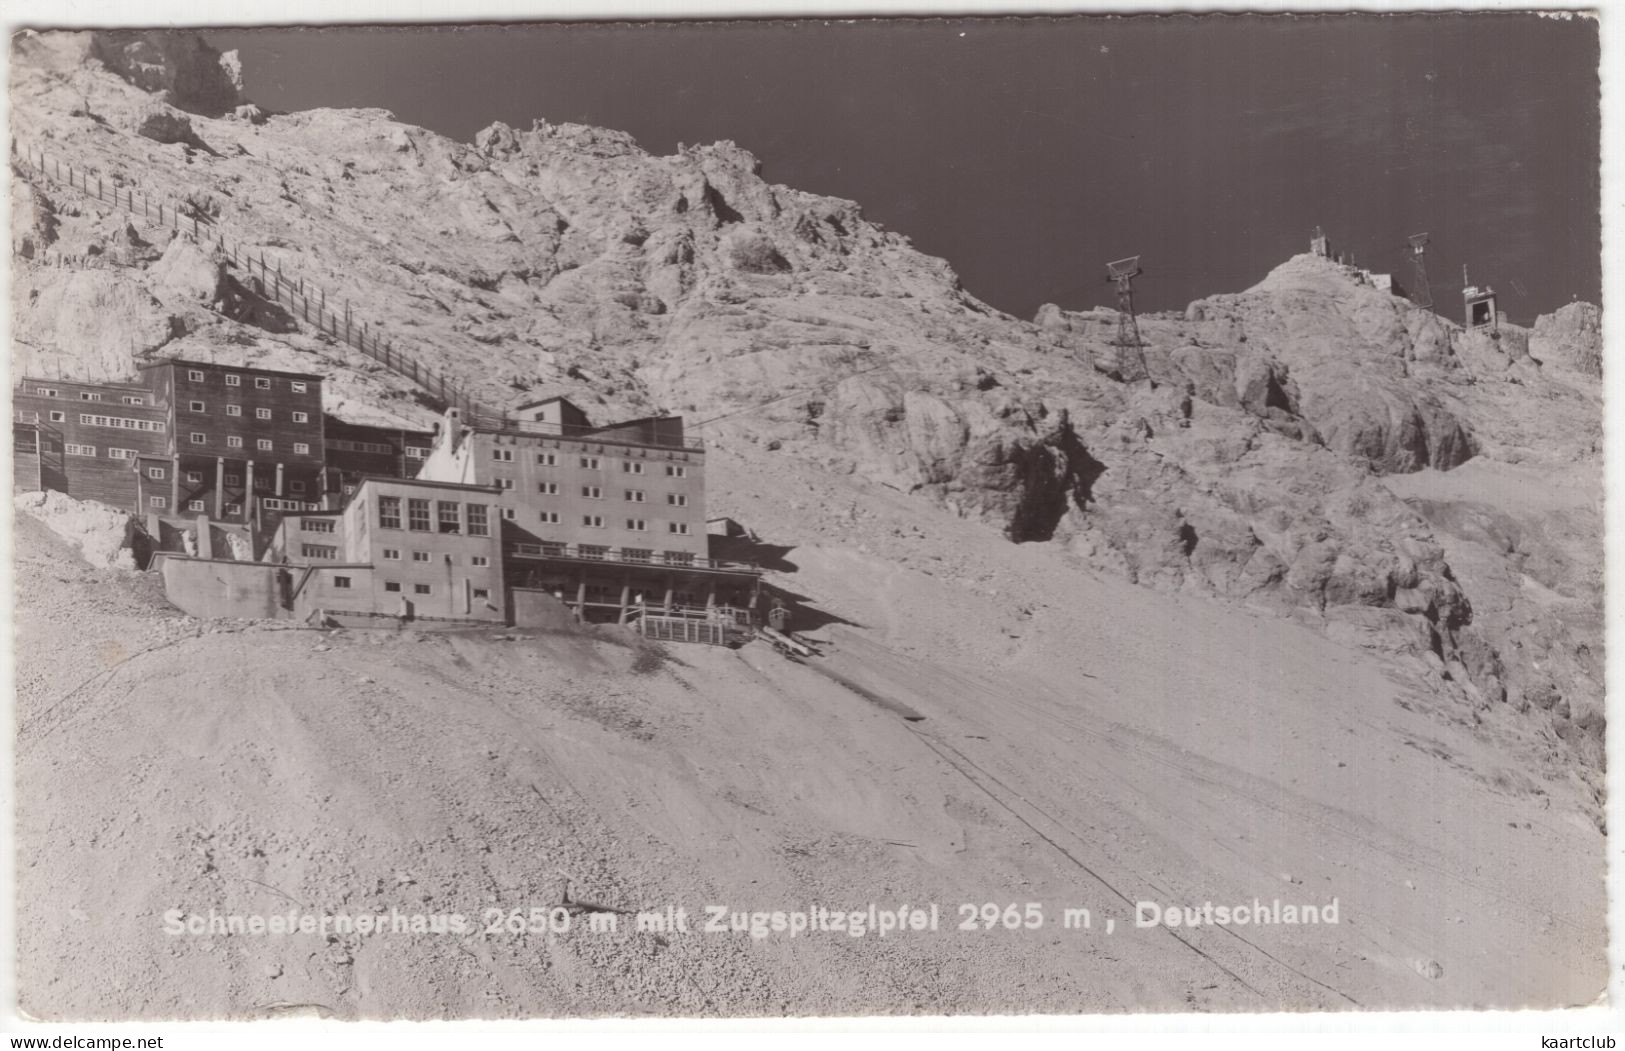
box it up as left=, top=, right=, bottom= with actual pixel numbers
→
left=12, top=359, right=332, bottom=523
left=416, top=398, right=762, bottom=624
left=136, top=359, right=328, bottom=522
left=13, top=377, right=170, bottom=506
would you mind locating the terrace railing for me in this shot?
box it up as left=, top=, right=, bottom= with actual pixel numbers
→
left=510, top=541, right=758, bottom=573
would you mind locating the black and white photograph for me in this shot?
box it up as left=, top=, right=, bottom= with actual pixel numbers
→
left=3, top=6, right=1608, bottom=1028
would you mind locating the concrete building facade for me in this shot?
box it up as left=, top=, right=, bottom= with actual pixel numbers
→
left=269, top=476, right=506, bottom=622
left=416, top=400, right=762, bottom=625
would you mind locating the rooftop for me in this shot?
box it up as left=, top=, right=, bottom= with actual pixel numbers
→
left=138, top=358, right=327, bottom=382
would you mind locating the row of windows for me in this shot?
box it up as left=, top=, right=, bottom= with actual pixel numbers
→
left=575, top=515, right=690, bottom=534
left=186, top=433, right=311, bottom=454
left=502, top=481, right=690, bottom=506
left=527, top=543, right=699, bottom=566
left=326, top=439, right=428, bottom=459
left=378, top=581, right=481, bottom=598
left=34, top=387, right=147, bottom=406
left=183, top=369, right=311, bottom=394
left=377, top=497, right=491, bottom=537
left=184, top=401, right=312, bottom=424
left=172, top=468, right=310, bottom=492
left=492, top=448, right=689, bottom=477
left=80, top=414, right=165, bottom=431
left=379, top=548, right=491, bottom=567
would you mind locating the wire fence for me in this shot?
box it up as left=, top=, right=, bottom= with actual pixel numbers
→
left=14, top=141, right=516, bottom=431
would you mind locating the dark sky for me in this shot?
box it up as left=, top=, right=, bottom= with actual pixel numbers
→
left=208, top=15, right=1599, bottom=324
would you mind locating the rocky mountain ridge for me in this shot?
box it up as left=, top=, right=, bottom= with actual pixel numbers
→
left=7, top=29, right=1604, bottom=761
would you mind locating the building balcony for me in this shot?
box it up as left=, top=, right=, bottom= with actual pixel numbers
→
left=509, top=541, right=759, bottom=575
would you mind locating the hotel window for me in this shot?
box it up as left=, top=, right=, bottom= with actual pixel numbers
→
left=293, top=411, right=309, bottom=423
left=257, top=439, right=273, bottom=451
left=663, top=551, right=694, bottom=566
left=294, top=443, right=310, bottom=455
left=473, top=587, right=490, bottom=601
left=191, top=433, right=206, bottom=444
left=301, top=518, right=335, bottom=533
left=36, top=387, right=58, bottom=397
left=227, top=436, right=243, bottom=448
left=290, top=480, right=306, bottom=494
left=80, top=392, right=102, bottom=402
left=407, top=498, right=431, bottom=531
left=188, top=500, right=205, bottom=512
left=666, top=465, right=687, bottom=478
left=668, top=522, right=691, bottom=535
left=183, top=470, right=201, bottom=483
left=438, top=501, right=461, bottom=534
left=108, top=448, right=137, bottom=460
left=344, top=485, right=356, bottom=496
left=383, top=548, right=401, bottom=560
left=150, top=496, right=167, bottom=509
left=503, top=508, right=516, bottom=520
left=491, top=448, right=514, bottom=462
left=188, top=370, right=204, bottom=382
left=579, top=456, right=600, bottom=469
left=412, top=551, right=431, bottom=563
left=625, top=489, right=645, bottom=502
left=582, top=485, right=602, bottom=499
left=496, top=478, right=514, bottom=490
left=384, top=581, right=402, bottom=593
left=146, top=466, right=166, bottom=479
left=334, top=576, right=352, bottom=589
left=626, top=518, right=648, bottom=531
left=291, top=381, right=308, bottom=393
left=225, top=503, right=241, bottom=516
left=66, top=443, right=97, bottom=457
left=190, top=401, right=206, bottom=412
left=254, top=477, right=271, bottom=492
left=226, top=473, right=241, bottom=486
left=537, top=481, right=559, bottom=495
left=413, top=584, right=432, bottom=595
left=667, top=493, right=689, bottom=507
left=536, top=452, right=557, bottom=466
left=256, top=408, right=272, bottom=420
left=579, top=544, right=608, bottom=560
left=622, top=461, right=644, bottom=474
left=623, top=548, right=652, bottom=563
left=122, top=395, right=144, bottom=406
left=405, top=447, right=427, bottom=460
left=379, top=496, right=402, bottom=529
left=49, top=411, right=65, bottom=423
left=538, top=510, right=559, bottom=524
left=467, top=504, right=489, bottom=537
left=225, top=375, right=241, bottom=387
left=301, top=544, right=337, bottom=559
left=582, top=514, right=605, bottom=528
left=227, top=405, right=242, bottom=417
left=255, top=377, right=271, bottom=390
left=471, top=555, right=489, bottom=567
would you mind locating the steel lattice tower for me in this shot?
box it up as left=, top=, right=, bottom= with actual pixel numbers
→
left=1407, top=233, right=1433, bottom=310
left=1106, top=256, right=1144, bottom=348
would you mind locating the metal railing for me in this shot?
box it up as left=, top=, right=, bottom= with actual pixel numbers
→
left=510, top=541, right=758, bottom=572
left=15, top=142, right=517, bottom=431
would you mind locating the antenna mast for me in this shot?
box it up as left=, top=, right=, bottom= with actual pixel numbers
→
left=1407, top=233, right=1433, bottom=309
left=1105, top=255, right=1151, bottom=385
